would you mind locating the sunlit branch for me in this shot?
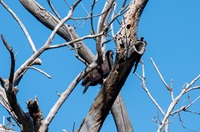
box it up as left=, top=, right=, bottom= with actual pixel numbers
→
left=96, top=0, right=114, bottom=63
left=47, top=32, right=104, bottom=50
left=150, top=58, right=172, bottom=92
left=185, top=74, right=200, bottom=91
left=186, top=86, right=200, bottom=93
left=135, top=61, right=165, bottom=116
left=39, top=61, right=98, bottom=131
left=25, top=66, right=51, bottom=79
left=13, top=0, right=81, bottom=82
left=171, top=96, right=200, bottom=115
left=158, top=74, right=200, bottom=132
left=111, top=2, right=117, bottom=38
left=0, top=0, right=36, bottom=53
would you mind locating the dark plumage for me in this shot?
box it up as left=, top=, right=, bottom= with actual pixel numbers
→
left=82, top=50, right=114, bottom=93
left=133, top=37, right=146, bottom=73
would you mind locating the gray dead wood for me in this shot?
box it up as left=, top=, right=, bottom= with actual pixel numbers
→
left=17, top=0, right=140, bottom=131
left=20, top=0, right=95, bottom=64
left=77, top=0, right=148, bottom=131
left=0, top=35, right=34, bottom=132
left=111, top=93, right=134, bottom=132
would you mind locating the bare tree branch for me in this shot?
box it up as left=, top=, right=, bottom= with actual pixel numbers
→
left=78, top=0, right=148, bottom=131
left=14, top=0, right=81, bottom=85
left=111, top=93, right=134, bottom=132
left=0, top=87, right=20, bottom=128
left=135, top=61, right=165, bottom=116
left=96, top=0, right=114, bottom=63
left=1, top=35, right=15, bottom=93
left=0, top=35, right=35, bottom=131
left=150, top=58, right=173, bottom=93
left=39, top=61, right=99, bottom=131
left=46, top=0, right=61, bottom=20
left=47, top=32, right=104, bottom=50
left=0, top=2, right=82, bottom=130
left=0, top=0, right=37, bottom=53
left=110, top=2, right=117, bottom=38
left=20, top=0, right=95, bottom=64
left=171, top=96, right=200, bottom=115
left=186, top=86, right=200, bottom=93
left=90, top=0, right=97, bottom=37
left=157, top=74, right=200, bottom=132
left=0, top=0, right=151, bottom=131
left=25, top=66, right=51, bottom=79
left=151, top=57, right=175, bottom=102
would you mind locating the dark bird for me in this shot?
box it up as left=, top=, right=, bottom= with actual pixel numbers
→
left=82, top=50, right=114, bottom=93
left=133, top=37, right=146, bottom=73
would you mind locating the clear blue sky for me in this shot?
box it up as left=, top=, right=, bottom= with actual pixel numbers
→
left=1, top=0, right=200, bottom=132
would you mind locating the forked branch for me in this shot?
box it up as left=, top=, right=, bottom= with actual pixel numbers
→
left=1, top=35, right=15, bottom=92
left=136, top=58, right=200, bottom=132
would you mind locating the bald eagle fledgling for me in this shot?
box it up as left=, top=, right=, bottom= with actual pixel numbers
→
left=82, top=50, right=114, bottom=93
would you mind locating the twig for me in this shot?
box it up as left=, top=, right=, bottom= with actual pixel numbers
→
left=64, top=0, right=71, bottom=9
left=150, top=58, right=172, bottom=92
left=80, top=2, right=90, bottom=16
left=178, top=112, right=199, bottom=131
left=185, top=74, right=200, bottom=92
left=157, top=74, right=200, bottom=132
left=25, top=66, right=51, bottom=79
left=1, top=35, right=15, bottom=92
left=46, top=0, right=61, bottom=20
left=135, top=61, right=165, bottom=116
left=187, top=86, right=200, bottom=93
left=90, top=0, right=97, bottom=37
left=171, top=96, right=200, bottom=115
left=13, top=0, right=81, bottom=83
left=47, top=32, right=104, bottom=50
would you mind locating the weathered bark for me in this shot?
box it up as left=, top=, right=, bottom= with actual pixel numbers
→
left=20, top=0, right=95, bottom=64
left=111, top=93, right=134, bottom=132
left=19, top=1, right=136, bottom=131
left=0, top=0, right=146, bottom=131
left=0, top=35, right=34, bottom=131
left=78, top=0, right=148, bottom=131
left=78, top=41, right=146, bottom=132
left=27, top=98, right=43, bottom=131
left=5, top=91, right=34, bottom=132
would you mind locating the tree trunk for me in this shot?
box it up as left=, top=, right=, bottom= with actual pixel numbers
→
left=77, top=0, right=148, bottom=131
left=111, top=93, right=134, bottom=132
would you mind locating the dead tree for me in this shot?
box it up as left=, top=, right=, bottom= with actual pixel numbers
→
left=0, top=0, right=148, bottom=131
left=1, top=0, right=200, bottom=132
